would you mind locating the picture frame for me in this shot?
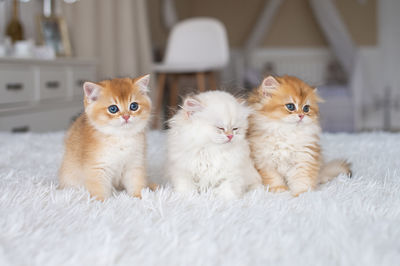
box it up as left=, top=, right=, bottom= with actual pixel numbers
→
left=37, top=15, right=72, bottom=57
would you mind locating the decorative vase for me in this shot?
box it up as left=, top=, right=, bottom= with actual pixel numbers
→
left=6, top=0, right=24, bottom=43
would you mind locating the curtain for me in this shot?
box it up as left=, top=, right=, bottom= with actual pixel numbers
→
left=308, top=0, right=356, bottom=75
left=244, top=0, right=283, bottom=53
left=61, top=0, right=153, bottom=80
left=0, top=0, right=9, bottom=42
left=162, top=0, right=178, bottom=30
left=240, top=0, right=283, bottom=87
left=308, top=0, right=369, bottom=131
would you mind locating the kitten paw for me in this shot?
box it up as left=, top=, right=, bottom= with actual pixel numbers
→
left=148, top=183, right=158, bottom=191
left=219, top=191, right=240, bottom=200
left=88, top=190, right=110, bottom=201
left=291, top=189, right=308, bottom=197
left=215, top=186, right=242, bottom=200
left=269, top=185, right=288, bottom=193
left=91, top=194, right=107, bottom=202
left=133, top=192, right=142, bottom=199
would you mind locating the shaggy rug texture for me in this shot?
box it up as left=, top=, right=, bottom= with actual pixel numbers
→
left=0, top=131, right=399, bottom=266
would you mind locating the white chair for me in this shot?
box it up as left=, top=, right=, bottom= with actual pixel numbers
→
left=152, top=17, right=229, bottom=127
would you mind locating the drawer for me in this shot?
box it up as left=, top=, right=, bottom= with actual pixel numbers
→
left=0, top=106, right=83, bottom=132
left=0, top=67, right=34, bottom=104
left=72, top=66, right=96, bottom=97
left=39, top=67, right=67, bottom=100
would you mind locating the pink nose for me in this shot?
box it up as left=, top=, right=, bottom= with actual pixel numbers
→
left=298, top=114, right=304, bottom=120
left=227, top=134, right=233, bottom=141
left=122, top=115, right=130, bottom=121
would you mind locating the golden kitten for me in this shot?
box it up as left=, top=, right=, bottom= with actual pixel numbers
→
left=59, top=75, right=152, bottom=201
left=248, top=75, right=351, bottom=196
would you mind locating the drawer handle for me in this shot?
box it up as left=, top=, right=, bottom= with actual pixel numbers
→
left=12, top=125, right=30, bottom=133
left=46, top=81, right=60, bottom=89
left=6, top=83, right=24, bottom=91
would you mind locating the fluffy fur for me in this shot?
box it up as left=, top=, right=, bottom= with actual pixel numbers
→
left=166, top=91, right=261, bottom=199
left=248, top=75, right=351, bottom=196
left=1, top=131, right=399, bottom=266
left=58, top=75, right=152, bottom=201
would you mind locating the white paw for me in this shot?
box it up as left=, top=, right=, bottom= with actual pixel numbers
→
left=173, top=179, right=197, bottom=194
left=216, top=187, right=242, bottom=200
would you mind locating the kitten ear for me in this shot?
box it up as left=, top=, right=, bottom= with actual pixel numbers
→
left=259, top=76, right=280, bottom=97
left=182, top=97, right=203, bottom=117
left=83, top=82, right=102, bottom=103
left=314, top=88, right=325, bottom=103
left=135, top=74, right=150, bottom=93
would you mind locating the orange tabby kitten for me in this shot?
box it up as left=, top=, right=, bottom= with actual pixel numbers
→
left=59, top=75, right=152, bottom=201
left=248, top=75, right=351, bottom=196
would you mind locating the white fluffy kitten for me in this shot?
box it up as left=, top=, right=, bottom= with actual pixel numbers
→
left=166, top=91, right=261, bottom=200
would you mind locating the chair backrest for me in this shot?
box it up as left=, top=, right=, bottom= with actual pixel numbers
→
left=164, top=17, right=229, bottom=68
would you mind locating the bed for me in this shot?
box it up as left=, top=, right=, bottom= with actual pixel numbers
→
left=0, top=130, right=399, bottom=266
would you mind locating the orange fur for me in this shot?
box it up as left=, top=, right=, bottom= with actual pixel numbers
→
left=148, top=183, right=159, bottom=191
left=247, top=75, right=323, bottom=122
left=59, top=76, right=152, bottom=201
left=248, top=75, right=351, bottom=196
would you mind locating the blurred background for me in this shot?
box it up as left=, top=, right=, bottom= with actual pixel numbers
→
left=0, top=0, right=399, bottom=133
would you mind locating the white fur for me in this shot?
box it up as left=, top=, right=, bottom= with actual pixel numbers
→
left=0, top=131, right=399, bottom=265
left=252, top=114, right=320, bottom=169
left=60, top=130, right=147, bottom=198
left=249, top=112, right=321, bottom=194
left=167, top=91, right=261, bottom=199
left=99, top=135, right=145, bottom=191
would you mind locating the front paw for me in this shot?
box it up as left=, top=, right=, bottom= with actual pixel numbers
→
left=217, top=189, right=241, bottom=200
left=173, top=179, right=197, bottom=194
left=148, top=183, right=158, bottom=191
left=215, top=184, right=242, bottom=200
left=288, top=180, right=316, bottom=197
left=268, top=185, right=288, bottom=193
left=90, top=192, right=108, bottom=202
left=133, top=191, right=142, bottom=199
left=290, top=188, right=310, bottom=197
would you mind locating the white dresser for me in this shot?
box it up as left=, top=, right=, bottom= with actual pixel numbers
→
left=0, top=58, right=96, bottom=132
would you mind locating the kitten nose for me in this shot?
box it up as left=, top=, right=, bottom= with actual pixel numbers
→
left=122, top=114, right=130, bottom=121
left=298, top=114, right=304, bottom=120
left=227, top=134, right=233, bottom=141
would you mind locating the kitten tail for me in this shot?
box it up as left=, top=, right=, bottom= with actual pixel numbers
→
left=319, top=159, right=352, bottom=184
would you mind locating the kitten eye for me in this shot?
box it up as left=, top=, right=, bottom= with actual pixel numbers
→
left=108, top=105, right=119, bottom=114
left=303, top=105, right=310, bottom=113
left=130, top=102, right=139, bottom=111
left=285, top=103, right=296, bottom=111
left=233, top=128, right=239, bottom=131
left=217, top=127, right=224, bottom=131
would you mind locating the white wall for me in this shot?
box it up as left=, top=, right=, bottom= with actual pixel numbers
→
left=249, top=48, right=333, bottom=86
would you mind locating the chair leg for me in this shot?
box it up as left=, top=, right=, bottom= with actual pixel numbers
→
left=169, top=74, right=180, bottom=112
left=196, top=72, right=206, bottom=92
left=152, top=73, right=166, bottom=129
left=208, top=72, right=217, bottom=90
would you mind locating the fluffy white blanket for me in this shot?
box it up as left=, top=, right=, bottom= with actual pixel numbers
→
left=0, top=131, right=399, bottom=266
